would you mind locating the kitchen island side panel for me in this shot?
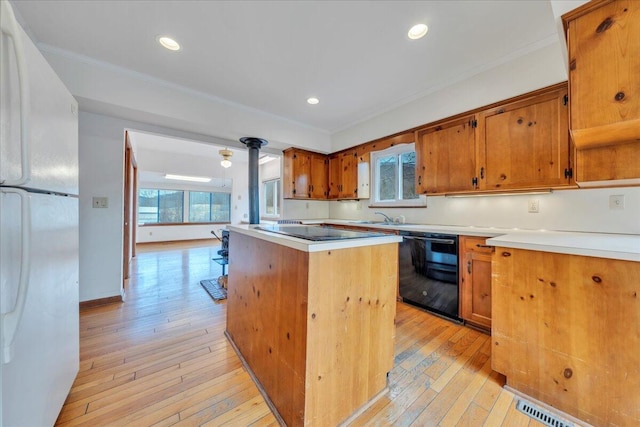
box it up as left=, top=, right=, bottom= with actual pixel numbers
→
left=305, top=243, right=397, bottom=426
left=226, top=231, right=309, bottom=426
left=491, top=247, right=640, bottom=426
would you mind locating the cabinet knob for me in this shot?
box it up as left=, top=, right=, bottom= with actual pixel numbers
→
left=467, top=260, right=472, bottom=274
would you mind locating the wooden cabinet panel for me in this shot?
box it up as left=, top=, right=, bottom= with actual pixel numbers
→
left=309, top=153, right=328, bottom=199
left=328, top=154, right=340, bottom=199
left=477, top=85, right=571, bottom=190
left=283, top=148, right=328, bottom=200
left=328, top=151, right=359, bottom=199
left=565, top=0, right=640, bottom=145
left=227, top=231, right=397, bottom=426
left=415, top=116, right=476, bottom=194
left=563, top=0, right=640, bottom=185
left=340, top=151, right=358, bottom=199
left=459, top=236, right=493, bottom=331
left=492, top=247, right=640, bottom=426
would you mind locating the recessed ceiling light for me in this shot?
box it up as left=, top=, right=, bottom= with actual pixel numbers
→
left=408, top=23, right=428, bottom=40
left=307, top=97, right=319, bottom=105
left=158, top=36, right=181, bottom=51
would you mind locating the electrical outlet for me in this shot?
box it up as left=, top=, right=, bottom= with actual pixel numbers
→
left=92, top=197, right=108, bottom=208
left=609, top=195, right=625, bottom=210
left=306, top=202, right=309, bottom=209
left=356, top=202, right=362, bottom=211
left=528, top=199, right=539, bottom=213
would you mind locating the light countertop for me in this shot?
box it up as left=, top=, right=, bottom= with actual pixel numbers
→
left=269, top=219, right=640, bottom=262
left=227, top=224, right=402, bottom=253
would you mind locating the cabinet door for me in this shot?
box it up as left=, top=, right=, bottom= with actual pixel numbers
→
left=567, top=0, right=640, bottom=138
left=309, top=154, right=328, bottom=199
left=565, top=0, right=640, bottom=184
left=327, top=155, right=340, bottom=199
left=416, top=116, right=476, bottom=194
left=478, top=86, right=570, bottom=190
left=292, top=151, right=311, bottom=198
left=339, top=151, right=358, bottom=198
left=459, top=237, right=493, bottom=330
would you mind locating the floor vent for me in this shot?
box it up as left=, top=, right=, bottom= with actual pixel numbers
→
left=516, top=399, right=573, bottom=427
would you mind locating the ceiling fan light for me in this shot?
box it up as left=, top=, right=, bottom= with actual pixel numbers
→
left=219, top=148, right=233, bottom=168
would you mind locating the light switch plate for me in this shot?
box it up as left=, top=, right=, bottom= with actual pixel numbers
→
left=92, top=197, right=108, bottom=208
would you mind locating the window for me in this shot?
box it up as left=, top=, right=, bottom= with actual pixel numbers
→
left=189, top=191, right=231, bottom=222
left=138, top=189, right=184, bottom=224
left=369, top=144, right=425, bottom=207
left=263, top=179, right=280, bottom=216
left=138, top=189, right=230, bottom=225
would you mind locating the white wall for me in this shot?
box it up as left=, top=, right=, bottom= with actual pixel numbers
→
left=78, top=111, right=254, bottom=302
left=283, top=200, right=331, bottom=220
left=331, top=42, right=567, bottom=151
left=78, top=112, right=125, bottom=302
left=327, top=37, right=640, bottom=235
left=329, top=187, right=640, bottom=234
left=135, top=146, right=246, bottom=243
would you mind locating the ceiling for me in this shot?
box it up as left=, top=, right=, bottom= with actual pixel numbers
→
left=12, top=0, right=563, bottom=134
left=130, top=131, right=249, bottom=165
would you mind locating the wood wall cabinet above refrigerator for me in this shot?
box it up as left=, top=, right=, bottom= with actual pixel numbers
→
left=415, top=116, right=477, bottom=194
left=282, top=148, right=328, bottom=199
left=563, top=0, right=640, bottom=187
left=476, top=84, right=572, bottom=191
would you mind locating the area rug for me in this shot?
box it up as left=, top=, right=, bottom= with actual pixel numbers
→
left=200, top=279, right=227, bottom=301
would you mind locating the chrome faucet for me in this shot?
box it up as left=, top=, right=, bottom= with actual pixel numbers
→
left=374, top=211, right=393, bottom=224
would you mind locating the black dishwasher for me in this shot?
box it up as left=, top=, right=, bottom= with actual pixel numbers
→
left=398, top=230, right=461, bottom=322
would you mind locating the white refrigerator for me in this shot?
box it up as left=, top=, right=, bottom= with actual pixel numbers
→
left=1, top=1, right=79, bottom=426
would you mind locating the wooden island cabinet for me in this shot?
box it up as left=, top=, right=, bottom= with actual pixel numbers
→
left=225, top=226, right=400, bottom=426
left=492, top=247, right=640, bottom=426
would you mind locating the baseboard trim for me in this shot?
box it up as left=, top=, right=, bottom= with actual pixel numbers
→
left=79, top=295, right=123, bottom=310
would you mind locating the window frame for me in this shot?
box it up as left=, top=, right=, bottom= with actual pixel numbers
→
left=137, top=188, right=231, bottom=226
left=188, top=191, right=231, bottom=223
left=262, top=178, right=281, bottom=219
left=368, top=143, right=426, bottom=208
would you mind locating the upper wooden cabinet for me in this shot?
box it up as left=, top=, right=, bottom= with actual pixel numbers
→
left=563, top=0, right=640, bottom=186
left=415, top=116, right=477, bottom=194
left=328, top=150, right=359, bottom=199
left=476, top=84, right=572, bottom=190
left=283, top=148, right=328, bottom=199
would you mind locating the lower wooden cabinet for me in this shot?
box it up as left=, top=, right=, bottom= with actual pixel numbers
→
left=492, top=248, right=640, bottom=426
left=459, top=236, right=493, bottom=331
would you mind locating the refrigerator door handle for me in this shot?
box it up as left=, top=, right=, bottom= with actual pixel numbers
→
left=0, top=0, right=31, bottom=186
left=1, top=188, right=31, bottom=364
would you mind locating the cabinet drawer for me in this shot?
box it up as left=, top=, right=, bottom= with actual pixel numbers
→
left=464, top=237, right=494, bottom=254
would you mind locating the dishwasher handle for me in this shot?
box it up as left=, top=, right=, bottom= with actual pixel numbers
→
left=402, top=236, right=456, bottom=245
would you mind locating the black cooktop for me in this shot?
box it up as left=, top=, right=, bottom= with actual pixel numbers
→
left=255, top=225, right=386, bottom=241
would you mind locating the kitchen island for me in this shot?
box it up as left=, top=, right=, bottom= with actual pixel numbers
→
left=225, top=225, right=402, bottom=426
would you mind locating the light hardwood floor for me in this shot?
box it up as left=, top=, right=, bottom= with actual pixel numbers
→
left=56, top=241, right=552, bottom=426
